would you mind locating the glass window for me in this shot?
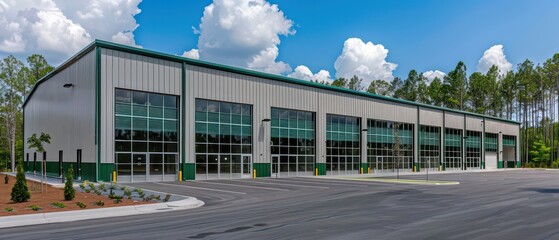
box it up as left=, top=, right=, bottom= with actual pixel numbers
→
left=115, top=89, right=131, bottom=103
left=132, top=91, right=148, bottom=105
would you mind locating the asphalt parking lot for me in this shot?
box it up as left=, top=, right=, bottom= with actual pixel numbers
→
left=2, top=169, right=559, bottom=240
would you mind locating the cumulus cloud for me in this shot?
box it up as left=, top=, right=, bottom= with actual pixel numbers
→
left=189, top=0, right=294, bottom=75
left=0, top=0, right=142, bottom=63
left=334, top=38, right=397, bottom=85
left=476, top=44, right=512, bottom=76
left=182, top=49, right=200, bottom=59
left=422, top=70, right=446, bottom=83
left=288, top=65, right=333, bottom=83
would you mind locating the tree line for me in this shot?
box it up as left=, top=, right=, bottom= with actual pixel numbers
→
left=0, top=54, right=54, bottom=171
left=317, top=54, right=559, bottom=167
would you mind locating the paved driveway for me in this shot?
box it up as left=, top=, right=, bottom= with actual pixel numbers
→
left=2, top=170, right=559, bottom=240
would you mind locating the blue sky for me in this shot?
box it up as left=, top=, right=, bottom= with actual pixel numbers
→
left=134, top=0, right=559, bottom=80
left=1, top=0, right=557, bottom=83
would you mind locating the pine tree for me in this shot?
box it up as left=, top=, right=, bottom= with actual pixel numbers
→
left=11, top=161, right=31, bottom=202
left=64, top=165, right=75, bottom=201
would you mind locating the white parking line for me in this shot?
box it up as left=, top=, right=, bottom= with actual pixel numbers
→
left=234, top=179, right=329, bottom=189
left=196, top=180, right=290, bottom=192
left=270, top=177, right=380, bottom=187
left=154, top=182, right=247, bottom=195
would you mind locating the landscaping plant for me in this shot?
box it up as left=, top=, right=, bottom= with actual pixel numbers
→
left=64, top=166, right=76, bottom=200
left=123, top=187, right=132, bottom=199
left=164, top=194, right=172, bottom=202
left=4, top=207, right=14, bottom=212
left=29, top=205, right=42, bottom=211
left=99, top=183, right=106, bottom=192
left=94, top=200, right=105, bottom=206
left=76, top=202, right=87, bottom=209
left=113, top=195, right=123, bottom=204
left=11, top=161, right=31, bottom=203
left=4, top=174, right=8, bottom=184
left=51, top=202, right=66, bottom=208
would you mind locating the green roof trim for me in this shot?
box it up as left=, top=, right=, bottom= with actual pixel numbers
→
left=24, top=39, right=520, bottom=125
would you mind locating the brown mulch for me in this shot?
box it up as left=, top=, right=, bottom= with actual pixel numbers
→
left=0, top=175, right=149, bottom=216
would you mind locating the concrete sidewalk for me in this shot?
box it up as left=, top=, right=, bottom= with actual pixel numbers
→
left=0, top=197, right=204, bottom=229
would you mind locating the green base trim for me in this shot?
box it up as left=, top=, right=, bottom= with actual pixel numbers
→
left=254, top=163, right=271, bottom=178
left=26, top=161, right=95, bottom=181
left=497, top=161, right=504, bottom=169
left=316, top=163, right=326, bottom=176
left=98, top=163, right=114, bottom=182
left=184, top=163, right=195, bottom=180
left=415, top=163, right=420, bottom=172
left=517, top=161, right=521, bottom=168
left=361, top=163, right=369, bottom=174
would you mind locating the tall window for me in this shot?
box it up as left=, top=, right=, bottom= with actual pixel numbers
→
left=444, top=128, right=462, bottom=170
left=271, top=108, right=315, bottom=176
left=367, top=119, right=414, bottom=172
left=326, top=114, right=360, bottom=175
left=419, top=125, right=440, bottom=171
left=465, top=131, right=481, bottom=169
left=195, top=99, right=252, bottom=179
left=114, top=89, right=179, bottom=181
left=485, top=133, right=498, bottom=152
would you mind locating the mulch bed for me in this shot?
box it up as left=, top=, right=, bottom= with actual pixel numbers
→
left=0, top=175, right=149, bottom=216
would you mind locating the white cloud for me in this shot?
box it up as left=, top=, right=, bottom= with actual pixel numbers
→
left=334, top=38, right=397, bottom=85
left=193, top=0, right=294, bottom=75
left=0, top=0, right=142, bottom=63
left=476, top=44, right=512, bottom=76
left=422, top=70, right=446, bottom=83
left=288, top=65, right=333, bottom=83
left=182, top=49, right=200, bottom=59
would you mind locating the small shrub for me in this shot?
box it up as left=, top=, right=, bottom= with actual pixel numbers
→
left=4, top=174, right=8, bottom=184
left=113, top=195, right=123, bottom=204
left=88, top=182, right=96, bottom=191
left=164, top=194, right=172, bottom=202
left=76, top=202, right=87, bottom=209
left=79, top=183, right=86, bottom=191
left=11, top=161, right=31, bottom=203
left=539, top=161, right=548, bottom=168
left=64, top=166, right=76, bottom=201
left=120, top=186, right=126, bottom=191
left=134, top=188, right=144, bottom=195
left=51, top=202, right=66, bottom=208
left=552, top=161, right=559, bottom=169
left=94, top=200, right=105, bottom=207
left=93, top=188, right=103, bottom=196
left=123, top=188, right=132, bottom=199
left=154, top=195, right=161, bottom=201
left=29, top=205, right=42, bottom=211
left=4, top=207, right=14, bottom=212
left=99, top=183, right=106, bottom=192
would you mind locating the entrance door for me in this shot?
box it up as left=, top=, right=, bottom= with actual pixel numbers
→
left=241, top=155, right=252, bottom=178
left=76, top=149, right=82, bottom=180
left=132, top=153, right=147, bottom=182
left=271, top=155, right=279, bottom=178
left=58, top=151, right=63, bottom=178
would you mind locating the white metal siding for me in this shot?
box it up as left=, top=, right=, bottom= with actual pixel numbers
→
left=445, top=112, right=464, bottom=129
left=466, top=116, right=484, bottom=132
left=24, top=50, right=96, bottom=164
left=419, top=108, right=443, bottom=126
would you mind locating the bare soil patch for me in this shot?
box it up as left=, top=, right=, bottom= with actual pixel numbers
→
left=0, top=175, right=148, bottom=216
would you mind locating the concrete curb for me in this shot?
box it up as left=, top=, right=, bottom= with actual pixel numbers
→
left=0, top=197, right=204, bottom=229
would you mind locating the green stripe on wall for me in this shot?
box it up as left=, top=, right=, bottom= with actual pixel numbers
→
left=253, top=163, right=271, bottom=177
left=98, top=163, right=114, bottom=182
left=316, top=163, right=326, bottom=175
left=184, top=163, right=195, bottom=180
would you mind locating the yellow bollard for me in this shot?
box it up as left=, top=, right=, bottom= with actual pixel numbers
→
left=439, top=165, right=442, bottom=171
left=315, top=168, right=318, bottom=176
left=112, top=171, right=116, bottom=183
left=253, top=169, right=256, bottom=178
left=360, top=167, right=363, bottom=174
left=368, top=167, right=371, bottom=174
left=179, top=170, right=183, bottom=181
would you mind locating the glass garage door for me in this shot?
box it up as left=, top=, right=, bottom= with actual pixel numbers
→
left=195, top=99, right=253, bottom=180
left=326, top=114, right=360, bottom=175
left=114, top=89, right=179, bottom=182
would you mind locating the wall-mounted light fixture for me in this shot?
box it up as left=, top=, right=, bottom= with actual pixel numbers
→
left=262, top=118, right=271, bottom=122
left=361, top=129, right=368, bottom=132
left=63, top=83, right=74, bottom=88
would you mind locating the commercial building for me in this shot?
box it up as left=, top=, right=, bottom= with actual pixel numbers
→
left=23, top=40, right=521, bottom=182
